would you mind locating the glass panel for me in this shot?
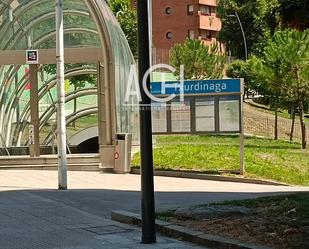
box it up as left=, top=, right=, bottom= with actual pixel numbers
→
left=0, top=0, right=99, bottom=50
left=98, top=0, right=138, bottom=140
left=219, top=96, right=240, bottom=132
left=0, top=0, right=137, bottom=146
left=152, top=102, right=167, bottom=133
left=196, top=97, right=215, bottom=132
left=171, top=101, right=191, bottom=132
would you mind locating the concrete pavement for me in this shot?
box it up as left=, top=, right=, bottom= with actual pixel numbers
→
left=0, top=170, right=308, bottom=249
left=0, top=190, right=205, bottom=249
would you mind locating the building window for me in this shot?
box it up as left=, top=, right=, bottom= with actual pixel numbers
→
left=166, top=32, right=173, bottom=39
left=188, top=30, right=195, bottom=39
left=200, top=5, right=211, bottom=15
left=206, top=30, right=212, bottom=40
left=200, top=30, right=212, bottom=40
left=165, top=7, right=172, bottom=15
left=187, top=5, right=194, bottom=15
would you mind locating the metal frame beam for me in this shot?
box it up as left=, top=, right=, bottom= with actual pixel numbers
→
left=0, top=47, right=103, bottom=65
left=29, top=64, right=40, bottom=157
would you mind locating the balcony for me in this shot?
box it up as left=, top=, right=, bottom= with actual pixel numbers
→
left=198, top=12, right=221, bottom=31
left=198, top=0, right=218, bottom=7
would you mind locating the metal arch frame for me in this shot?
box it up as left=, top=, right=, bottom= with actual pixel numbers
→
left=0, top=69, right=98, bottom=148
left=0, top=66, right=25, bottom=137
left=13, top=68, right=97, bottom=146
left=0, top=10, right=91, bottom=43
left=43, top=107, right=98, bottom=146
left=14, top=87, right=97, bottom=146
left=25, top=94, right=98, bottom=146
left=0, top=0, right=88, bottom=24
left=0, top=63, right=98, bottom=147
left=19, top=68, right=97, bottom=122
left=2, top=70, right=30, bottom=145
left=32, top=28, right=99, bottom=48
left=1, top=66, right=96, bottom=146
left=0, top=0, right=134, bottom=170
left=2, top=11, right=94, bottom=48
left=0, top=66, right=98, bottom=146
left=0, top=0, right=117, bottom=144
left=0, top=4, right=99, bottom=145
left=38, top=88, right=97, bottom=130
left=0, top=0, right=96, bottom=49
left=86, top=0, right=116, bottom=146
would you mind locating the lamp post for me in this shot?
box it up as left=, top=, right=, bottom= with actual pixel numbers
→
left=137, top=0, right=156, bottom=244
left=56, top=0, right=67, bottom=190
left=227, top=12, right=248, bottom=60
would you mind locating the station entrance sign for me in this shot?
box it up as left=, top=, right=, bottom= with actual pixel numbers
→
left=150, top=78, right=243, bottom=134
left=150, top=78, right=245, bottom=174
left=151, top=79, right=242, bottom=96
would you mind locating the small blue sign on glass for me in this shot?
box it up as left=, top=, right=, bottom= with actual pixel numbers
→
left=26, top=50, right=39, bottom=64
left=151, top=79, right=242, bottom=96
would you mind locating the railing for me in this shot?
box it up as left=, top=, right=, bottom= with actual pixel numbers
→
left=152, top=48, right=171, bottom=65
left=198, top=0, right=218, bottom=6
left=198, top=12, right=222, bottom=31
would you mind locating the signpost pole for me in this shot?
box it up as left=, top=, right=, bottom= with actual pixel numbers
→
left=239, top=79, right=245, bottom=175
left=137, top=0, right=156, bottom=244
left=56, top=0, right=67, bottom=190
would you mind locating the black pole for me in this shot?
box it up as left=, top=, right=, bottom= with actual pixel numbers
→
left=137, top=0, right=156, bottom=244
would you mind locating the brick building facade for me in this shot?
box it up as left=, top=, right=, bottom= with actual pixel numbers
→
left=131, top=0, right=222, bottom=64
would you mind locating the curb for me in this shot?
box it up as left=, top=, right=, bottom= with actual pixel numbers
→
left=111, top=210, right=270, bottom=249
left=131, top=168, right=289, bottom=186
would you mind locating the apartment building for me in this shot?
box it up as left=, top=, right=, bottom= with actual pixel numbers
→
left=131, top=0, right=222, bottom=64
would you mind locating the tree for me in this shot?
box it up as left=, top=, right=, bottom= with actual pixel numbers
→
left=170, top=39, right=226, bottom=80
left=217, top=0, right=279, bottom=59
left=108, top=0, right=138, bottom=58
left=42, top=64, right=96, bottom=88
left=263, top=30, right=309, bottom=148
left=278, top=0, right=309, bottom=30
left=226, top=56, right=264, bottom=97
left=108, top=0, right=129, bottom=13
left=226, top=55, right=283, bottom=140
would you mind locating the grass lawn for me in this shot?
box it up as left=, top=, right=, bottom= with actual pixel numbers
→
left=131, top=135, right=309, bottom=185
left=157, top=193, right=309, bottom=249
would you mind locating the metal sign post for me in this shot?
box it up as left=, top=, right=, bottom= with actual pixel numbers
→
left=56, top=0, right=67, bottom=190
left=137, top=0, right=156, bottom=244
left=239, top=79, right=245, bottom=174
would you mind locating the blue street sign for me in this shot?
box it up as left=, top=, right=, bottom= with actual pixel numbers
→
left=151, top=79, right=242, bottom=95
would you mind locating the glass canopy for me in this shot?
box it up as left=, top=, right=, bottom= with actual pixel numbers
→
left=0, top=0, right=137, bottom=151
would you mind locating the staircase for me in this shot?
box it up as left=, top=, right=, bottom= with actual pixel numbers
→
left=0, top=154, right=101, bottom=171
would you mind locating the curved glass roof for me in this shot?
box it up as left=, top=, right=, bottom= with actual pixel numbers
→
left=0, top=0, right=137, bottom=148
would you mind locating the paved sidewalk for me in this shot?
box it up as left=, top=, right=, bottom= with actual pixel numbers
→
left=0, top=170, right=308, bottom=249
left=0, top=190, right=205, bottom=249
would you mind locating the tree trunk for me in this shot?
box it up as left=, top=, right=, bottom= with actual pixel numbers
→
left=289, top=107, right=295, bottom=142
left=299, top=100, right=307, bottom=149
left=274, top=99, right=278, bottom=140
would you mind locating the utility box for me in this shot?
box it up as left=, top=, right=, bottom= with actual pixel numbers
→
left=114, top=133, right=132, bottom=173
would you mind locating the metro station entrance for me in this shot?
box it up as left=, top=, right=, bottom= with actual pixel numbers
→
left=0, top=0, right=137, bottom=172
